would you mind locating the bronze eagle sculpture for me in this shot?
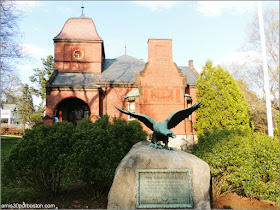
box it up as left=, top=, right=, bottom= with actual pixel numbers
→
left=114, top=99, right=202, bottom=150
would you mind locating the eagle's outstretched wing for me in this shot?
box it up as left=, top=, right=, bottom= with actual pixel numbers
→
left=165, top=99, right=202, bottom=129
left=114, top=105, right=156, bottom=131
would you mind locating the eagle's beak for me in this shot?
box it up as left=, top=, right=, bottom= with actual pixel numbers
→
left=168, top=133, right=176, bottom=138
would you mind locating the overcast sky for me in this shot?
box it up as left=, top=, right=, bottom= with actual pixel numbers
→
left=13, top=1, right=278, bottom=87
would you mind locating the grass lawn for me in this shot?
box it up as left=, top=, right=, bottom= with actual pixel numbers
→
left=1, top=136, right=39, bottom=204
left=1, top=135, right=22, bottom=141
left=1, top=136, right=20, bottom=157
left=1, top=135, right=21, bottom=159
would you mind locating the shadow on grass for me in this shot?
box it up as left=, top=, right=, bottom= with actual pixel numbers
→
left=1, top=186, right=39, bottom=204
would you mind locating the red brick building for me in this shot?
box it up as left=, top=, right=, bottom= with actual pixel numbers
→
left=45, top=16, right=199, bottom=144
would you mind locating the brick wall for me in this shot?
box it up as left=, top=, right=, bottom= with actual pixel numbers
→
left=45, top=89, right=100, bottom=124
left=54, top=41, right=103, bottom=73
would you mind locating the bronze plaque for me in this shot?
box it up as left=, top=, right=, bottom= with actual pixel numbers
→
left=136, top=169, right=193, bottom=209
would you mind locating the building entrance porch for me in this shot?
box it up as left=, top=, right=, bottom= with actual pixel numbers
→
left=54, top=98, right=90, bottom=125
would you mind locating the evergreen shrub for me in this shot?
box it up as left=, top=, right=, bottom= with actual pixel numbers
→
left=66, top=116, right=147, bottom=195
left=193, top=61, right=251, bottom=135
left=3, top=121, right=75, bottom=197
left=3, top=116, right=147, bottom=197
left=191, top=128, right=279, bottom=204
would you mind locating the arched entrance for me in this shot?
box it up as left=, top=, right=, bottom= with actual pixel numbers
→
left=55, top=98, right=90, bottom=125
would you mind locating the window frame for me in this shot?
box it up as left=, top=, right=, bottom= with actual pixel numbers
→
left=127, top=100, right=136, bottom=121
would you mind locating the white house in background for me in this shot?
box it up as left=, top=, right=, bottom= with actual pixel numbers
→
left=1, top=104, right=17, bottom=125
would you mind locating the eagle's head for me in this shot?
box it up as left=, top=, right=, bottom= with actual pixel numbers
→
left=163, top=130, right=176, bottom=139
left=154, top=122, right=177, bottom=139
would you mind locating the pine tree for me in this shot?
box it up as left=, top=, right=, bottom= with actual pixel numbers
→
left=29, top=55, right=54, bottom=112
left=16, top=84, right=35, bottom=133
left=193, top=61, right=250, bottom=134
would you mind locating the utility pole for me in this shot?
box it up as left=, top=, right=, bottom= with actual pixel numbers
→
left=257, top=1, right=274, bottom=136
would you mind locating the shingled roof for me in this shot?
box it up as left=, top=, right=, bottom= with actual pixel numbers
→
left=49, top=55, right=198, bottom=88
left=178, top=66, right=199, bottom=85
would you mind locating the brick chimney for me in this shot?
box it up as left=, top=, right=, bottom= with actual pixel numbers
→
left=189, top=60, right=194, bottom=69
left=136, top=38, right=187, bottom=134
left=148, top=39, right=173, bottom=62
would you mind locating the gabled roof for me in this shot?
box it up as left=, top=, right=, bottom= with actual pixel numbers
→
left=54, top=17, right=102, bottom=41
left=50, top=55, right=145, bottom=88
left=178, top=66, right=199, bottom=85
left=49, top=55, right=199, bottom=88
left=101, top=55, right=146, bottom=83
left=49, top=72, right=101, bottom=88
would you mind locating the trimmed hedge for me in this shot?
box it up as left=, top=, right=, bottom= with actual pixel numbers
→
left=191, top=128, right=279, bottom=204
left=3, top=116, right=147, bottom=197
left=3, top=121, right=75, bottom=197
left=66, top=116, right=147, bottom=195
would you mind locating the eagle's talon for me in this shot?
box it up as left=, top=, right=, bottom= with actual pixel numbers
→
left=149, top=143, right=162, bottom=149
left=157, top=145, right=163, bottom=149
left=149, top=143, right=154, bottom=147
left=164, top=146, right=174, bottom=150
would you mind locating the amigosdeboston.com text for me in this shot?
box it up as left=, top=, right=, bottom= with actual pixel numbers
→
left=1, top=202, right=57, bottom=209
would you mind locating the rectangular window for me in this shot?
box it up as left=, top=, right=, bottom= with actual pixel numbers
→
left=128, top=101, right=135, bottom=121
left=187, top=101, right=192, bottom=120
